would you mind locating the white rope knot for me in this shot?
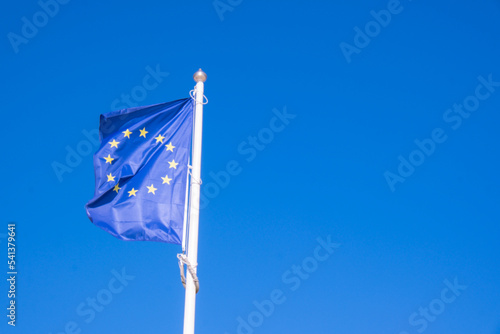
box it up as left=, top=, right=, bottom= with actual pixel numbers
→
left=177, top=253, right=200, bottom=293
left=189, top=89, right=208, bottom=105
left=188, top=165, right=202, bottom=185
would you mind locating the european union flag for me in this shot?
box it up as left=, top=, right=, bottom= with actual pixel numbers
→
left=85, top=98, right=193, bottom=244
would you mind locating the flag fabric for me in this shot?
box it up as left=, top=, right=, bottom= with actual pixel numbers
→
left=85, top=98, right=194, bottom=244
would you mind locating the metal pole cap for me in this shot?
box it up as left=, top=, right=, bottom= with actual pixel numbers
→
left=193, top=69, right=207, bottom=83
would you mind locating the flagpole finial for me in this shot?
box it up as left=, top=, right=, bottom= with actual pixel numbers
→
left=193, top=69, right=207, bottom=83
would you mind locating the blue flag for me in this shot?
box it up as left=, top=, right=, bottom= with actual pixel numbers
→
left=85, top=98, right=193, bottom=244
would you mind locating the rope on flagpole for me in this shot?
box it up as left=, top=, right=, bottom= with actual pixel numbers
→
left=178, top=253, right=200, bottom=293
left=181, top=158, right=191, bottom=253
left=189, top=89, right=208, bottom=105
left=188, top=165, right=202, bottom=185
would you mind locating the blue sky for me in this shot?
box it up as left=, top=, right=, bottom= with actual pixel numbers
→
left=2, top=0, right=500, bottom=333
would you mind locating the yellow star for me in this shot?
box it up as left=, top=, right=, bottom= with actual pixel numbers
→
left=165, top=142, right=175, bottom=152
left=107, top=173, right=115, bottom=182
left=104, top=154, right=114, bottom=164
left=154, top=134, right=165, bottom=143
left=139, top=127, right=148, bottom=138
left=128, top=188, right=138, bottom=197
left=147, top=184, right=157, bottom=194
left=108, top=139, right=120, bottom=148
left=168, top=159, right=178, bottom=169
left=122, top=129, right=132, bottom=139
left=113, top=184, right=121, bottom=193
left=161, top=175, right=172, bottom=184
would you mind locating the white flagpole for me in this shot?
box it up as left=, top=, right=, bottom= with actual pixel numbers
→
left=183, top=69, right=206, bottom=334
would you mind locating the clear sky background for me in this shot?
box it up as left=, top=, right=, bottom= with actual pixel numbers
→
left=2, top=0, right=500, bottom=333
